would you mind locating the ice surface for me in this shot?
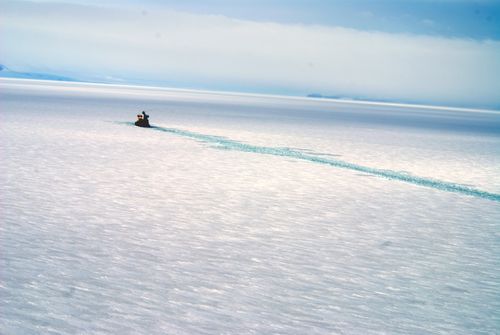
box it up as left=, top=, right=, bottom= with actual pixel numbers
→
left=1, top=78, right=499, bottom=334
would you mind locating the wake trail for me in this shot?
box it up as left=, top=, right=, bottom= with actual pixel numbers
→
left=122, top=122, right=500, bottom=202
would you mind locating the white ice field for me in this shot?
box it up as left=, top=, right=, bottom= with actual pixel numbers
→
left=1, top=78, right=499, bottom=334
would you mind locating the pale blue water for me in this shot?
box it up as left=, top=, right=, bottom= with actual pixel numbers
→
left=1, top=79, right=500, bottom=334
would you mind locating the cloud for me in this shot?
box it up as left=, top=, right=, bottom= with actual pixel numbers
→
left=1, top=0, right=500, bottom=107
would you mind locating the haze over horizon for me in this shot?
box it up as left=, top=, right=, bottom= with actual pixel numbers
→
left=1, top=0, right=500, bottom=108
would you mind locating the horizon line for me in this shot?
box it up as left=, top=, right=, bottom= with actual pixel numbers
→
left=1, top=77, right=499, bottom=114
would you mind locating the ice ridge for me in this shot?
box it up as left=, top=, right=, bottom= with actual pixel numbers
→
left=123, top=122, right=500, bottom=202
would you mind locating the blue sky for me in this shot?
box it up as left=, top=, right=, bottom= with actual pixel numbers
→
left=1, top=0, right=500, bottom=108
left=85, top=0, right=500, bottom=39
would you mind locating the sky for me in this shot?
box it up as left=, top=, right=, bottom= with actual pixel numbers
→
left=1, top=0, right=500, bottom=108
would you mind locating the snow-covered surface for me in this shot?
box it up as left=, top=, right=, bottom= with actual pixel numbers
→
left=1, top=78, right=499, bottom=334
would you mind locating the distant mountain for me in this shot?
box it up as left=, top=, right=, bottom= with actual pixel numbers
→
left=307, top=93, right=345, bottom=100
left=307, top=93, right=406, bottom=104
left=0, top=64, right=77, bottom=82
